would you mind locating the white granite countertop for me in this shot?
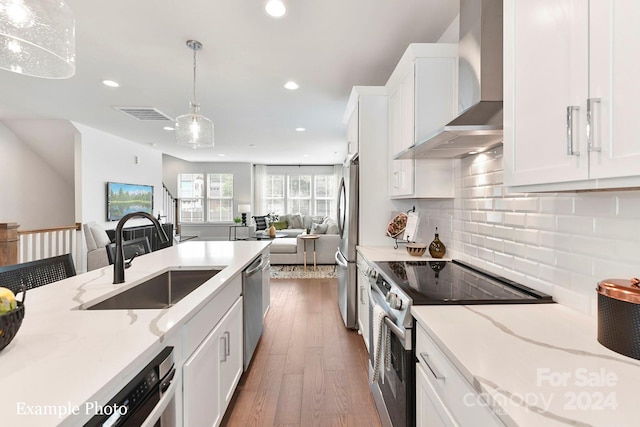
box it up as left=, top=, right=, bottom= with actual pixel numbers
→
left=412, top=304, right=640, bottom=427
left=357, top=245, right=453, bottom=262
left=0, top=240, right=269, bottom=427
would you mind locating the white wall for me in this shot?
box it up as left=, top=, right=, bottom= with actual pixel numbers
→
left=414, top=146, right=640, bottom=317
left=162, top=155, right=253, bottom=240
left=76, top=123, right=164, bottom=229
left=0, top=122, right=74, bottom=229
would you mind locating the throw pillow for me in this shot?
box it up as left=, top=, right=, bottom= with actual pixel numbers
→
left=252, top=215, right=268, bottom=231
left=288, top=214, right=304, bottom=229
left=311, top=223, right=328, bottom=235
left=272, top=221, right=288, bottom=230
left=324, top=218, right=339, bottom=234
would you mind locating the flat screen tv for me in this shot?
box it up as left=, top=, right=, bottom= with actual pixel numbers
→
left=106, top=182, right=154, bottom=222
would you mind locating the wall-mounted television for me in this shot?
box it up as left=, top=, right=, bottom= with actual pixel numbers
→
left=106, top=182, right=154, bottom=222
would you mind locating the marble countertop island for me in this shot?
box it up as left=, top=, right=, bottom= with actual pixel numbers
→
left=412, top=304, right=640, bottom=426
left=0, top=240, right=270, bottom=427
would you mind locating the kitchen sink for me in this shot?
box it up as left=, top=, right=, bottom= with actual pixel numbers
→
left=86, top=269, right=221, bottom=310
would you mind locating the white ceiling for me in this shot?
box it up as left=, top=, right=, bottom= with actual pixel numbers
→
left=0, top=0, right=459, bottom=165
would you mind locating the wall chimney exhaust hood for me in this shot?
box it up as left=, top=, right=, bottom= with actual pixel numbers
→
left=396, top=0, right=503, bottom=160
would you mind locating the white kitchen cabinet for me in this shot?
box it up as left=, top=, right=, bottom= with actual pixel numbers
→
left=416, top=363, right=457, bottom=427
left=356, top=253, right=371, bottom=351
left=386, top=44, right=458, bottom=198
left=182, top=275, right=243, bottom=427
left=415, top=321, right=504, bottom=426
left=504, top=0, right=640, bottom=191
left=344, top=86, right=398, bottom=247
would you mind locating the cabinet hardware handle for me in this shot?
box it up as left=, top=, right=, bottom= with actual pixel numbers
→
left=566, top=105, right=580, bottom=156
left=220, top=335, right=228, bottom=363
left=224, top=331, right=231, bottom=357
left=587, top=98, right=602, bottom=152
left=420, top=352, right=445, bottom=380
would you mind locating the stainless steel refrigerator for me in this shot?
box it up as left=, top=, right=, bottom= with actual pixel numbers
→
left=335, top=156, right=358, bottom=329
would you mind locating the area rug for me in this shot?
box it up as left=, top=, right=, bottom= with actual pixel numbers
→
left=270, top=265, right=337, bottom=279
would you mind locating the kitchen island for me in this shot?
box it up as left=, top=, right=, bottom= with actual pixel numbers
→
left=412, top=304, right=640, bottom=426
left=0, top=240, right=270, bottom=427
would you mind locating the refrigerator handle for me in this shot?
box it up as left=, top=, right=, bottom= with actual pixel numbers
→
left=337, top=178, right=346, bottom=239
left=335, top=249, right=348, bottom=268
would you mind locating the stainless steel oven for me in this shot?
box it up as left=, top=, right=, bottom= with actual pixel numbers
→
left=367, top=260, right=554, bottom=427
left=368, top=271, right=414, bottom=427
left=84, top=347, right=177, bottom=427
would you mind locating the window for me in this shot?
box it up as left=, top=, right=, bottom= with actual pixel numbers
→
left=178, top=173, right=204, bottom=222
left=207, top=173, right=233, bottom=222
left=314, top=175, right=336, bottom=217
left=287, top=175, right=311, bottom=214
left=262, top=173, right=335, bottom=217
left=265, top=175, right=285, bottom=214
left=178, top=173, right=234, bottom=223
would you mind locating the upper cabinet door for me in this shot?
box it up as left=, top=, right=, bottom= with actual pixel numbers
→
left=504, top=0, right=589, bottom=187
left=589, top=0, right=640, bottom=179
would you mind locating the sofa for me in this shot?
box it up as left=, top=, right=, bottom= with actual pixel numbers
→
left=83, top=221, right=112, bottom=271
left=252, top=214, right=340, bottom=265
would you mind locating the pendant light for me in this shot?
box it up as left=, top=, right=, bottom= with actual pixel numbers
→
left=175, top=39, right=214, bottom=149
left=0, top=0, right=75, bottom=78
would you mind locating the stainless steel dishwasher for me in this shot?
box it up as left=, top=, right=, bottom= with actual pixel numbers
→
left=242, top=254, right=266, bottom=370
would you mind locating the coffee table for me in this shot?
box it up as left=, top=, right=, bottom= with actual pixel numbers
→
left=299, top=234, right=320, bottom=271
left=254, top=231, right=287, bottom=240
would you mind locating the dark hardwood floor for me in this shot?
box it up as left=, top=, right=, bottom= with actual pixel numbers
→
left=221, top=277, right=382, bottom=427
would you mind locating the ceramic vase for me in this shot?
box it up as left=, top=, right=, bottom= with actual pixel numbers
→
left=429, top=227, right=446, bottom=258
left=269, top=224, right=276, bottom=237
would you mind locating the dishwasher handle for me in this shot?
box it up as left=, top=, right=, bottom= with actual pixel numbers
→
left=245, top=256, right=264, bottom=276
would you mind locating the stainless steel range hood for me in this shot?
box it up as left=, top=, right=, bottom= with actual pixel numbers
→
left=396, top=0, right=503, bottom=159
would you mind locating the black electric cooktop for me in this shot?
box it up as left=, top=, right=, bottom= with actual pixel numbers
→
left=373, top=259, right=554, bottom=305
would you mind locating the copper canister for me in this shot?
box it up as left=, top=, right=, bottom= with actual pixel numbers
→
left=596, top=278, right=640, bottom=360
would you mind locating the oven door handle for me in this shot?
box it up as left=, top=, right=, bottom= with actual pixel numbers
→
left=384, top=316, right=406, bottom=343
left=140, top=369, right=180, bottom=427
left=420, top=352, right=445, bottom=381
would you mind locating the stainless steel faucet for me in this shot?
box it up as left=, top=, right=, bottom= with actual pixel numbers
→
left=113, top=211, right=169, bottom=284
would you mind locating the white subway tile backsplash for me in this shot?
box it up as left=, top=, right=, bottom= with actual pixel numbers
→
left=525, top=245, right=556, bottom=265
left=574, top=194, right=617, bottom=217
left=557, top=215, right=594, bottom=236
left=486, top=211, right=504, bottom=224
left=539, top=231, right=573, bottom=252
left=555, top=250, right=592, bottom=274
left=615, top=191, right=640, bottom=217
left=513, top=228, right=539, bottom=245
left=504, top=212, right=526, bottom=227
left=525, top=213, right=555, bottom=230
left=513, top=257, right=539, bottom=277
left=594, top=217, right=640, bottom=240
left=503, top=240, right=526, bottom=258
left=538, top=264, right=571, bottom=286
left=412, top=146, right=640, bottom=316
left=539, top=196, right=574, bottom=215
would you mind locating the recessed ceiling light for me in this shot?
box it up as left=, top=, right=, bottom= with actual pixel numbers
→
left=303, top=154, right=309, bottom=157
left=102, top=80, right=119, bottom=88
left=284, top=81, right=299, bottom=90
left=265, top=0, right=286, bottom=18
left=295, top=127, right=306, bottom=132
left=218, top=153, right=225, bottom=157
left=163, top=126, right=174, bottom=131
left=249, top=144, right=256, bottom=147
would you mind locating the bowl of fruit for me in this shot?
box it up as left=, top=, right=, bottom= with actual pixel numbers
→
left=0, top=285, right=25, bottom=352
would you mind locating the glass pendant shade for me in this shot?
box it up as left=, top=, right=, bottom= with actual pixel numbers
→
left=0, top=0, right=75, bottom=78
left=175, top=39, right=214, bottom=149
left=175, top=103, right=214, bottom=149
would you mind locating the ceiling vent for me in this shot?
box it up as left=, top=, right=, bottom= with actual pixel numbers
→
left=113, top=107, right=173, bottom=121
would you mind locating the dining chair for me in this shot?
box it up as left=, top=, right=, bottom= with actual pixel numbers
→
left=0, top=254, right=77, bottom=295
